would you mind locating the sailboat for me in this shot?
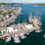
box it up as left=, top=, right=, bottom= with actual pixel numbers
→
left=29, top=14, right=33, bottom=24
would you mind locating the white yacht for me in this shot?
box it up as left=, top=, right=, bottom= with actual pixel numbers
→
left=43, top=34, right=45, bottom=38
left=19, top=33, right=26, bottom=39
left=35, top=29, right=42, bottom=33
left=14, top=36, right=21, bottom=43
left=12, top=33, right=21, bottom=43
left=5, top=36, right=11, bottom=42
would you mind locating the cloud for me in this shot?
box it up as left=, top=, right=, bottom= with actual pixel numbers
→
left=0, top=0, right=45, bottom=3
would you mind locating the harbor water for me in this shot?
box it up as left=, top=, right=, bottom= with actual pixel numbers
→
left=0, top=3, right=45, bottom=45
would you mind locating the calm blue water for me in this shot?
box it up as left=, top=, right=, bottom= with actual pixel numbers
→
left=0, top=4, right=45, bottom=45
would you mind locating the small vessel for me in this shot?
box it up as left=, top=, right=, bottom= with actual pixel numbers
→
left=19, top=33, right=26, bottom=39
left=5, top=36, right=11, bottom=42
left=29, top=14, right=33, bottom=24
left=12, top=34, right=21, bottom=43
left=35, top=29, right=42, bottom=33
left=25, top=31, right=30, bottom=35
left=25, top=24, right=33, bottom=30
left=43, top=34, right=45, bottom=38
left=14, top=36, right=21, bottom=43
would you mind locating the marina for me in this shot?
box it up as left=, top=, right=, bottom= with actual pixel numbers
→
left=0, top=10, right=42, bottom=43
left=0, top=3, right=45, bottom=45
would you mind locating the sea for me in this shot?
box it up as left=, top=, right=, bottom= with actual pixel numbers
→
left=0, top=3, right=45, bottom=45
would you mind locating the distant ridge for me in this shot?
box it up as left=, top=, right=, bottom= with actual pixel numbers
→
left=0, top=3, right=45, bottom=6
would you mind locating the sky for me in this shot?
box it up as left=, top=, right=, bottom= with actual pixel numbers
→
left=0, top=0, right=45, bottom=3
